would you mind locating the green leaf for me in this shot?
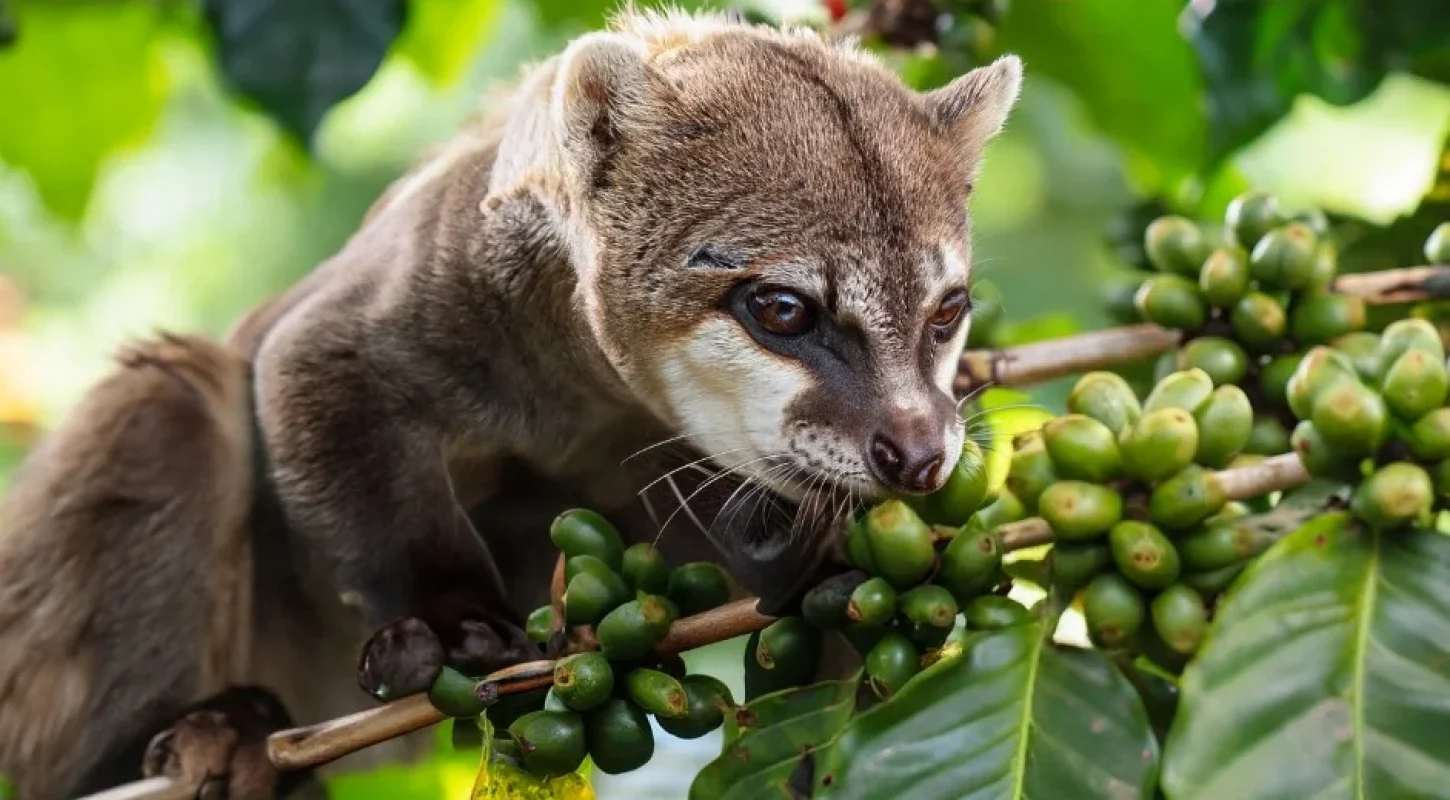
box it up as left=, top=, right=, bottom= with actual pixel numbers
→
left=203, top=0, right=407, bottom=143
left=689, top=676, right=860, bottom=800
left=0, top=0, right=168, bottom=219
left=1185, top=0, right=1450, bottom=165
left=1162, top=512, right=1450, bottom=799
left=394, top=0, right=500, bottom=87
left=996, top=0, right=1205, bottom=191
left=814, top=623, right=1160, bottom=799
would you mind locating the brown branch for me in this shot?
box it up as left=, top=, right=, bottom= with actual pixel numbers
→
left=997, top=518, right=1054, bottom=550
left=77, top=777, right=194, bottom=800
left=1218, top=452, right=1309, bottom=501
left=264, top=599, right=775, bottom=772
left=1333, top=265, right=1450, bottom=305
left=957, top=323, right=1181, bottom=395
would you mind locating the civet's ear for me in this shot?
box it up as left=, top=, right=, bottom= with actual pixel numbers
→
left=551, top=33, right=653, bottom=186
left=924, top=55, right=1023, bottom=160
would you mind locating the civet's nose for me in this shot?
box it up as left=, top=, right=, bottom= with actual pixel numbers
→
left=867, top=429, right=947, bottom=494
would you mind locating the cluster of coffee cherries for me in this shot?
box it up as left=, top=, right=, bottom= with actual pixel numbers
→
left=1287, top=318, right=1450, bottom=531
left=1132, top=192, right=1370, bottom=457
left=1006, top=366, right=1265, bottom=672
left=427, top=510, right=736, bottom=780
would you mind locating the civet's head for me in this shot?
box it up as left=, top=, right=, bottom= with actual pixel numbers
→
left=551, top=10, right=1021, bottom=500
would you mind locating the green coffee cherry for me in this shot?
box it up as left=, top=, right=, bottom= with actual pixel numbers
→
left=565, top=571, right=632, bottom=627
left=844, top=513, right=877, bottom=573
left=621, top=544, right=671, bottom=595
left=550, top=509, right=626, bottom=571
left=1178, top=521, right=1269, bottom=572
left=1249, top=222, right=1318, bottom=290
left=587, top=698, right=655, bottom=774
left=552, top=653, right=614, bottom=712
left=1286, top=206, right=1331, bottom=237
left=1431, top=458, right=1450, bottom=502
left=1378, top=318, right=1445, bottom=365
left=1043, top=413, right=1123, bottom=482
left=1121, top=408, right=1200, bottom=482
left=863, top=500, right=936, bottom=588
left=1230, top=292, right=1288, bottom=352
left=1352, top=462, right=1434, bottom=531
left=596, top=596, right=674, bottom=662
left=802, top=570, right=869, bottom=629
left=429, top=666, right=485, bottom=718
left=925, top=440, right=991, bottom=525
left=1257, top=353, right=1301, bottom=408
left=1291, top=420, right=1362, bottom=481
left=937, top=528, right=1003, bottom=603
left=526, top=606, right=556, bottom=644
left=847, top=577, right=899, bottom=627
left=1180, top=563, right=1246, bottom=599
left=658, top=675, right=732, bottom=740
left=1381, top=350, right=1449, bottom=421
left=1050, top=542, right=1112, bottom=591
left=972, top=489, right=1027, bottom=530
left=1225, top=190, right=1282, bottom=252
left=865, top=632, right=921, bottom=700
left=1151, top=585, right=1209, bottom=655
left=1333, top=331, right=1384, bottom=384
left=1136, top=274, right=1207, bottom=331
left=1144, top=215, right=1211, bottom=276
left=1310, top=379, right=1388, bottom=454
left=1243, top=415, right=1291, bottom=455
left=1290, top=293, right=1366, bottom=347
left=1286, top=346, right=1359, bottom=420
left=1193, top=385, right=1254, bottom=467
left=624, top=668, right=689, bottom=719
left=1066, top=371, right=1142, bottom=436
left=746, top=617, right=822, bottom=700
left=1304, top=241, right=1339, bottom=295
left=564, top=554, right=620, bottom=585
left=1006, top=437, right=1059, bottom=509
left=1198, top=247, right=1251, bottom=307
left=1425, top=222, right=1450, bottom=264
left=1149, top=466, right=1227, bottom=531
left=1144, top=368, right=1214, bottom=415
left=1038, top=481, right=1124, bottom=541
left=1082, top=573, right=1146, bottom=649
left=668, top=563, right=732, bottom=616
left=1177, top=337, right=1249, bottom=387
left=963, top=595, right=1031, bottom=629
left=1109, top=521, right=1181, bottom=590
left=508, top=710, right=588, bottom=778
left=899, top=585, right=960, bottom=644
left=1407, top=408, right=1450, bottom=461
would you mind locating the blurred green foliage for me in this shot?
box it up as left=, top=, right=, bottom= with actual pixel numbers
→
left=0, top=0, right=1448, bottom=796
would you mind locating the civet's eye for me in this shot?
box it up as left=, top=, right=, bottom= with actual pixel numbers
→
left=928, top=288, right=971, bottom=341
left=747, top=287, right=814, bottom=336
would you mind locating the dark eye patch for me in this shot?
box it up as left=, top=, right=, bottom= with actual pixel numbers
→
left=686, top=245, right=743, bottom=271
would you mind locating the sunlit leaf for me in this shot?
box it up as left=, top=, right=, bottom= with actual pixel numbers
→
left=1162, top=512, right=1450, bottom=800
left=203, top=0, right=407, bottom=143
left=0, top=0, right=168, bottom=219
left=395, top=0, right=501, bottom=87
left=814, top=622, right=1160, bottom=799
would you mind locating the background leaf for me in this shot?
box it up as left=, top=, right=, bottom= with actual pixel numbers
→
left=0, top=0, right=167, bottom=219
left=1162, top=512, right=1450, bottom=799
left=203, top=0, right=407, bottom=143
left=813, top=623, right=1160, bottom=800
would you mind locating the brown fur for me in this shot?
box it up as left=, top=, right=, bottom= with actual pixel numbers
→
left=0, top=335, right=253, bottom=799
left=0, top=9, right=1022, bottom=797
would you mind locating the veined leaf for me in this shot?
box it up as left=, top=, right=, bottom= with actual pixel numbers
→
left=1162, top=512, right=1450, bottom=799
left=689, top=676, right=860, bottom=800
left=814, top=623, right=1159, bottom=800
left=203, top=0, right=407, bottom=143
